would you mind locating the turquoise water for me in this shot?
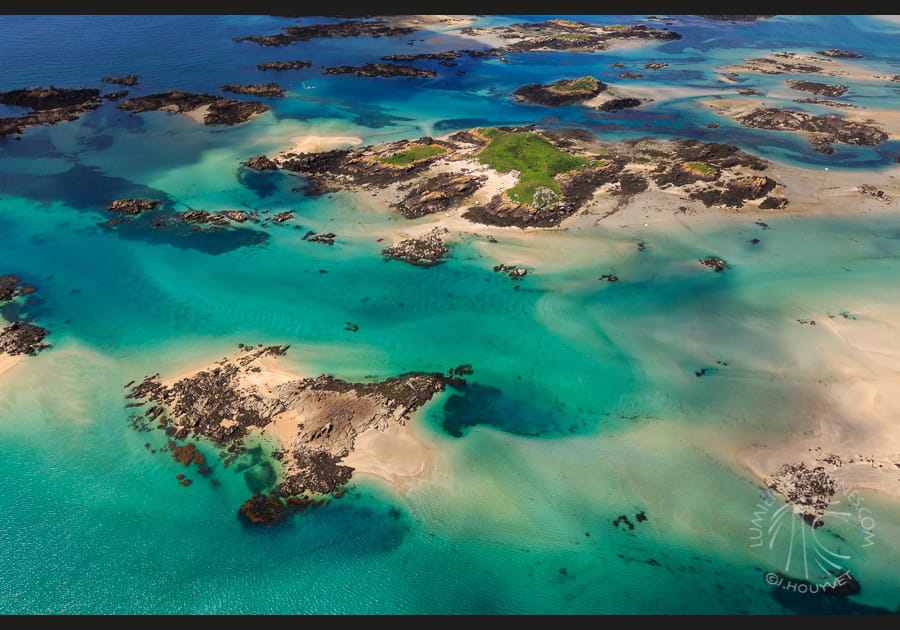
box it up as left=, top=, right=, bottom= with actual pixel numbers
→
left=1, top=14, right=899, bottom=614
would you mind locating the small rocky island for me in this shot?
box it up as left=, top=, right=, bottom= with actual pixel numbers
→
left=221, top=83, right=284, bottom=97
left=234, top=18, right=418, bottom=47
left=117, top=90, right=269, bottom=125
left=126, top=344, right=466, bottom=523
left=0, top=275, right=50, bottom=357
left=322, top=63, right=437, bottom=79
left=513, top=76, right=607, bottom=107
left=0, top=86, right=102, bottom=137
left=734, top=107, right=887, bottom=153
left=257, top=60, right=312, bottom=71
left=101, top=75, right=140, bottom=86
left=268, top=125, right=785, bottom=228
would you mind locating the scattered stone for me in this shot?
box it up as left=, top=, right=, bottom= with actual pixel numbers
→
left=857, top=184, right=891, bottom=202
left=598, top=274, right=618, bottom=282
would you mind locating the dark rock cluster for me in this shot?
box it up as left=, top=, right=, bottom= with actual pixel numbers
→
left=118, top=90, right=268, bottom=125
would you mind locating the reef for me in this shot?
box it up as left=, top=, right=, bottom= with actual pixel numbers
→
left=256, top=60, right=312, bottom=71
left=221, top=83, right=284, bottom=98
left=594, top=97, right=643, bottom=112
left=382, top=227, right=450, bottom=266
left=391, top=172, right=488, bottom=219
left=233, top=19, right=417, bottom=47
left=512, top=76, right=607, bottom=107
left=322, top=64, right=436, bottom=79
left=117, top=90, right=268, bottom=125
left=125, top=344, right=462, bottom=504
left=785, top=80, right=848, bottom=98
left=0, top=86, right=102, bottom=137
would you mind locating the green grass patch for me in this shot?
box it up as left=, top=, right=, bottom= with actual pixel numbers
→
left=475, top=128, right=589, bottom=205
left=685, top=161, right=717, bottom=176
left=376, top=144, right=448, bottom=166
left=552, top=76, right=599, bottom=92
left=557, top=32, right=589, bottom=41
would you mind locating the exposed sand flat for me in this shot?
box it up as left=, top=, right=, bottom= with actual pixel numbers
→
left=343, top=421, right=439, bottom=492
left=183, top=104, right=210, bottom=124
left=285, top=134, right=363, bottom=154
left=0, top=354, right=23, bottom=379
left=701, top=96, right=900, bottom=141
left=736, top=304, right=900, bottom=499
left=722, top=51, right=898, bottom=82
left=385, top=14, right=477, bottom=30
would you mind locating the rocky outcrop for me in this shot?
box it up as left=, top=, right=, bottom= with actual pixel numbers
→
left=220, top=83, right=284, bottom=97
left=0, top=322, right=50, bottom=357
left=735, top=107, right=888, bottom=151
left=391, top=172, right=487, bottom=219
left=765, top=462, right=836, bottom=527
left=108, top=199, right=161, bottom=215
left=0, top=86, right=102, bottom=137
left=234, top=19, right=418, bottom=46
left=241, top=154, right=279, bottom=171
left=256, top=60, right=312, bottom=71
left=0, top=276, right=50, bottom=357
left=125, top=345, right=462, bottom=505
left=382, top=227, right=449, bottom=266
left=0, top=275, right=37, bottom=302
left=785, top=80, right=848, bottom=97
left=118, top=90, right=268, bottom=125
left=699, top=256, right=728, bottom=272
left=101, top=75, right=140, bottom=86
left=323, top=63, right=436, bottom=79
